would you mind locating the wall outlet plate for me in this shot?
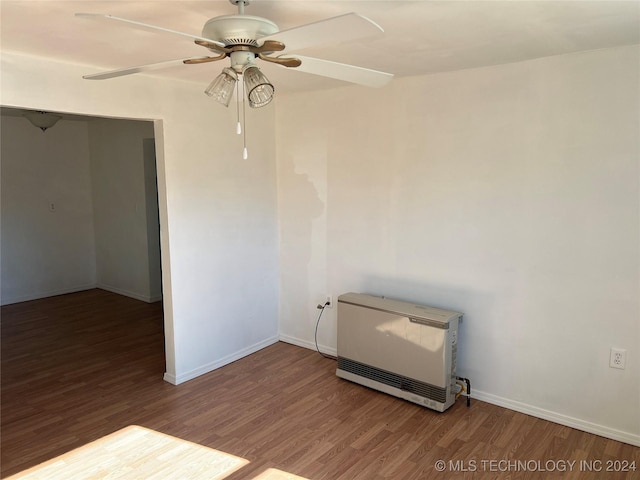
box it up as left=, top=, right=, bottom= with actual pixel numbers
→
left=610, top=347, right=626, bottom=370
left=326, top=295, right=333, bottom=308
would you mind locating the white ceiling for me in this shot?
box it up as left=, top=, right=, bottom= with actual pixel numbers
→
left=1, top=1, right=639, bottom=94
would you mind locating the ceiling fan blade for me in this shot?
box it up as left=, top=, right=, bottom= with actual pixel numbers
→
left=182, top=54, right=226, bottom=65
left=258, top=13, right=383, bottom=52
left=258, top=54, right=301, bottom=68
left=252, top=41, right=286, bottom=54
left=292, top=56, right=393, bottom=88
left=75, top=13, right=226, bottom=48
left=83, top=58, right=202, bottom=80
left=194, top=40, right=231, bottom=54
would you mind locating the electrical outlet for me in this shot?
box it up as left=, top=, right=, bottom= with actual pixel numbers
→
left=325, top=295, right=333, bottom=308
left=610, top=348, right=626, bottom=370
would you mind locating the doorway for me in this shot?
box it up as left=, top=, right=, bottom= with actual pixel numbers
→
left=0, top=107, right=166, bottom=370
left=1, top=108, right=163, bottom=305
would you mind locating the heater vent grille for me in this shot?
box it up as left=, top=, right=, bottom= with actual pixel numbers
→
left=338, top=357, right=447, bottom=404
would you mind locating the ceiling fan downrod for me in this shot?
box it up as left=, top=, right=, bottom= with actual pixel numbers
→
left=230, top=0, right=250, bottom=15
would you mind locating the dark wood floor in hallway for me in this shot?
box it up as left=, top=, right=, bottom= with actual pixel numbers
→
left=2, top=289, right=638, bottom=479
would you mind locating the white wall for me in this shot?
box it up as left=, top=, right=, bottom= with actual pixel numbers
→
left=276, top=45, right=639, bottom=445
left=1, top=115, right=97, bottom=304
left=88, top=118, right=159, bottom=302
left=1, top=51, right=279, bottom=383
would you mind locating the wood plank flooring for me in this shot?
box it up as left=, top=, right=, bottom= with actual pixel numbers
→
left=2, top=289, right=639, bottom=479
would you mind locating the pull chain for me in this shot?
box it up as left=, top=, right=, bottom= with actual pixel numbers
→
left=238, top=74, right=247, bottom=159
left=236, top=76, right=242, bottom=135
left=242, top=81, right=248, bottom=159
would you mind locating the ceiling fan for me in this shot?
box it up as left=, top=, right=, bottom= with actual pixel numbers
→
left=77, top=0, right=393, bottom=158
left=77, top=0, right=393, bottom=102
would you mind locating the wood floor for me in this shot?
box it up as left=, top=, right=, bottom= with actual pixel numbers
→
left=2, top=290, right=638, bottom=479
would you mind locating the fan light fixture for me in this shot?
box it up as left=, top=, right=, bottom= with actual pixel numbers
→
left=205, top=65, right=274, bottom=109
left=205, top=67, right=238, bottom=107
left=204, top=62, right=274, bottom=159
left=24, top=111, right=62, bottom=132
left=243, top=65, right=274, bottom=108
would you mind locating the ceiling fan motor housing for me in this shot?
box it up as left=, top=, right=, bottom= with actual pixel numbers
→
left=229, top=51, right=257, bottom=72
left=202, top=15, right=278, bottom=47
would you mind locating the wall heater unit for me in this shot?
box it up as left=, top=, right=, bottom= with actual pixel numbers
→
left=336, top=293, right=463, bottom=412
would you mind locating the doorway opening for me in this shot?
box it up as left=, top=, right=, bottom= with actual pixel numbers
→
left=0, top=107, right=169, bottom=374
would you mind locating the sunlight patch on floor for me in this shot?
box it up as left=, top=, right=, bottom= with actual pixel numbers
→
left=7, top=425, right=314, bottom=480
left=251, top=468, right=311, bottom=480
left=6, top=426, right=249, bottom=480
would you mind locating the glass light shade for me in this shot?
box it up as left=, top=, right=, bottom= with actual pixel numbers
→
left=243, top=66, right=274, bottom=108
left=24, top=111, right=62, bottom=132
left=205, top=67, right=238, bottom=107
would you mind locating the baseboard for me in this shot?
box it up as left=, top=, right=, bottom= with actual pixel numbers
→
left=0, top=284, right=97, bottom=306
left=96, top=284, right=161, bottom=303
left=471, top=389, right=640, bottom=447
left=279, top=334, right=337, bottom=358
left=165, top=335, right=280, bottom=385
left=279, top=334, right=639, bottom=447
left=163, top=372, right=178, bottom=385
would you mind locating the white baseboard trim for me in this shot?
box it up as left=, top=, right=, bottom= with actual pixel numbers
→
left=278, top=334, right=639, bottom=447
left=163, top=372, right=178, bottom=385
left=164, top=335, right=280, bottom=385
left=279, top=334, right=337, bottom=358
left=1, top=284, right=97, bottom=306
left=471, top=389, right=640, bottom=447
left=96, top=284, right=161, bottom=304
